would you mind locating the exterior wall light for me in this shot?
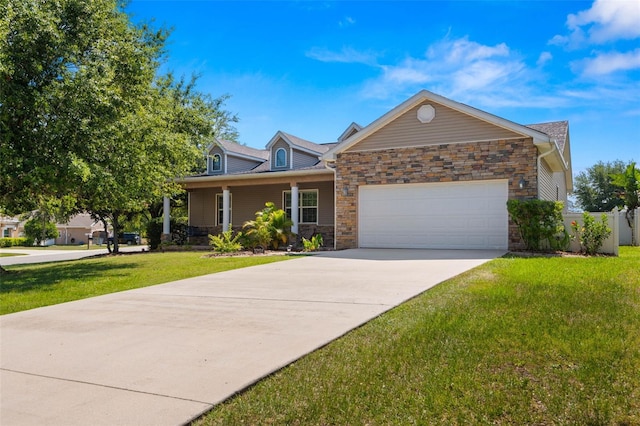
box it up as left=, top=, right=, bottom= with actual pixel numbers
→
left=518, top=176, right=527, bottom=189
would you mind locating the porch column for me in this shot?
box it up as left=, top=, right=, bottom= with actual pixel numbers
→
left=222, top=188, right=230, bottom=232
left=291, top=184, right=299, bottom=235
left=162, top=196, right=171, bottom=241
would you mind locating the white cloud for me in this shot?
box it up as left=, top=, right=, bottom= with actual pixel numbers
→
left=537, top=51, right=553, bottom=66
left=306, top=46, right=378, bottom=65
left=360, top=37, right=540, bottom=107
left=573, top=48, right=640, bottom=76
left=339, top=16, right=355, bottom=27
left=552, top=0, right=640, bottom=47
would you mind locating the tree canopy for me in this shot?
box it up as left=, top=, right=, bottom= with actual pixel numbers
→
left=1, top=0, right=238, bottom=252
left=573, top=160, right=627, bottom=212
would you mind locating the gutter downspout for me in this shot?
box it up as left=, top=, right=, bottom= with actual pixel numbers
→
left=323, top=159, right=337, bottom=250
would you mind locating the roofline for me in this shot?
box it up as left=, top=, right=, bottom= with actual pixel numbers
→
left=337, top=122, right=363, bottom=142
left=206, top=139, right=268, bottom=163
left=322, top=90, right=551, bottom=160
left=177, top=167, right=333, bottom=185
left=266, top=131, right=325, bottom=157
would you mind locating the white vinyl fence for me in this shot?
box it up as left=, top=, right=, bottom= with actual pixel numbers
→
left=618, top=208, right=640, bottom=246
left=563, top=208, right=619, bottom=256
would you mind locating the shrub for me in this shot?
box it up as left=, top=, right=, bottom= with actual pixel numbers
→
left=243, top=202, right=292, bottom=250
left=570, top=212, right=612, bottom=255
left=146, top=217, right=189, bottom=250
left=23, top=217, right=58, bottom=245
left=302, top=233, right=323, bottom=252
left=0, top=237, right=34, bottom=247
left=507, top=199, right=568, bottom=251
left=209, top=229, right=243, bottom=253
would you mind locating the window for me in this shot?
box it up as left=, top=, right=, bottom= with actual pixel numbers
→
left=275, top=148, right=287, bottom=168
left=216, top=193, right=232, bottom=226
left=284, top=190, right=318, bottom=224
left=211, top=154, right=222, bottom=172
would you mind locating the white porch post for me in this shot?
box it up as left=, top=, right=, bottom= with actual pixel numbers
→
left=222, top=188, right=230, bottom=232
left=291, top=184, right=299, bottom=235
left=162, top=196, right=171, bottom=241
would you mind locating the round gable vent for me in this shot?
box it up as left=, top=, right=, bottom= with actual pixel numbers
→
left=417, top=104, right=436, bottom=123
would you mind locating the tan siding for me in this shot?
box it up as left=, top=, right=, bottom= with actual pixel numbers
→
left=349, top=101, right=523, bottom=152
left=292, top=149, right=319, bottom=169
left=208, top=146, right=225, bottom=174
left=299, top=181, right=334, bottom=225
left=189, top=188, right=217, bottom=226
left=226, top=155, right=261, bottom=173
left=229, top=185, right=289, bottom=224
left=271, top=139, right=290, bottom=170
left=553, top=171, right=568, bottom=209
left=538, top=158, right=555, bottom=201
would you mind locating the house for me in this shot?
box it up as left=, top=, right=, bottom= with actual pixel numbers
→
left=178, top=90, right=572, bottom=251
left=0, top=215, right=21, bottom=239
left=54, top=213, right=106, bottom=245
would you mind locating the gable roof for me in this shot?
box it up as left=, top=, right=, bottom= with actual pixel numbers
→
left=56, top=213, right=101, bottom=229
left=208, top=139, right=269, bottom=162
left=338, top=122, right=363, bottom=142
left=526, top=121, right=568, bottom=153
left=322, top=90, right=553, bottom=160
left=266, top=131, right=333, bottom=155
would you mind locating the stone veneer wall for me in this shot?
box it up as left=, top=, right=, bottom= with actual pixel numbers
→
left=335, top=138, right=538, bottom=250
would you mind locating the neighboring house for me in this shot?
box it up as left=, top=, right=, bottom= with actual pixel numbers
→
left=179, top=90, right=572, bottom=251
left=0, top=216, right=21, bottom=238
left=55, top=213, right=106, bottom=245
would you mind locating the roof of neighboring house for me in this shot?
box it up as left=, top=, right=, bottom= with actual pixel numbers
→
left=526, top=121, right=569, bottom=152
left=56, top=213, right=101, bottom=229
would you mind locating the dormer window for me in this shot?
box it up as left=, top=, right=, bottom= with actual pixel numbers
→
left=275, top=148, right=287, bottom=168
left=212, top=154, right=222, bottom=172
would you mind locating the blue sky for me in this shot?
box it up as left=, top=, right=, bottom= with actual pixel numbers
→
left=127, top=0, right=639, bottom=175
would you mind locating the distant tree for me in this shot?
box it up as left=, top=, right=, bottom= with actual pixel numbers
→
left=573, top=161, right=626, bottom=212
left=23, top=216, right=58, bottom=246
left=610, top=162, right=640, bottom=244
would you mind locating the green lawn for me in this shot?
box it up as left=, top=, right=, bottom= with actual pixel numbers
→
left=0, top=252, right=26, bottom=258
left=0, top=252, right=290, bottom=315
left=195, top=247, right=640, bottom=425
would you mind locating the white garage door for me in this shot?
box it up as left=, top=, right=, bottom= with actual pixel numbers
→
left=358, top=180, right=508, bottom=250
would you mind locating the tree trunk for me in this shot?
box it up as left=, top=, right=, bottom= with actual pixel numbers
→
left=101, top=217, right=112, bottom=254
left=112, top=214, right=120, bottom=254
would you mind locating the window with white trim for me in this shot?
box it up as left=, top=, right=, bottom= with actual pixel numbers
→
left=275, top=148, right=287, bottom=168
left=211, top=154, right=222, bottom=172
left=284, top=189, right=318, bottom=224
left=216, top=193, right=232, bottom=226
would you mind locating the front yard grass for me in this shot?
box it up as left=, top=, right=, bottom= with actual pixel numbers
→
left=0, top=252, right=290, bottom=315
left=195, top=247, right=640, bottom=425
left=0, top=252, right=26, bottom=258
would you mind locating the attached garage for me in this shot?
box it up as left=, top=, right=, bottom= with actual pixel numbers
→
left=358, top=180, right=508, bottom=250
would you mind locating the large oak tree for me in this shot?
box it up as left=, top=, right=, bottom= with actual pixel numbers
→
left=1, top=0, right=238, bottom=254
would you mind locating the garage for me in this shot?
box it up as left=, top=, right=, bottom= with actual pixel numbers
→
left=358, top=180, right=508, bottom=250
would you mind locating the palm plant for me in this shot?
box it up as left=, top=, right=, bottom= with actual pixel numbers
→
left=243, top=202, right=292, bottom=250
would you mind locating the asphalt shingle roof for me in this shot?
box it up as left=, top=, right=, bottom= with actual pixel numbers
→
left=526, top=121, right=569, bottom=152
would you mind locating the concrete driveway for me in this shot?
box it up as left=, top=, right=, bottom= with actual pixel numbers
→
left=0, top=249, right=504, bottom=426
